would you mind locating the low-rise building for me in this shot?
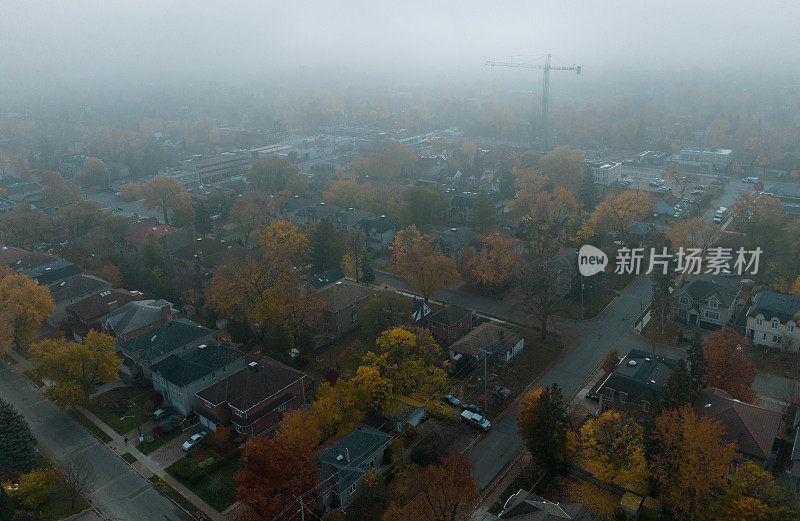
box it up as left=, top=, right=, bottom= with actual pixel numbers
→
left=47, top=275, right=112, bottom=326
left=694, top=388, right=782, bottom=469
left=317, top=280, right=374, bottom=338
left=0, top=246, right=31, bottom=266
left=481, top=489, right=601, bottom=521
left=674, top=274, right=743, bottom=330
left=196, top=357, right=308, bottom=436
left=746, top=290, right=800, bottom=349
left=424, top=304, right=473, bottom=348
left=635, top=150, right=667, bottom=166
left=125, top=224, right=181, bottom=246
left=667, top=147, right=733, bottom=173
left=587, top=160, right=621, bottom=185
left=100, top=299, right=179, bottom=341
left=316, top=427, right=392, bottom=513
left=448, top=322, right=524, bottom=367
left=66, top=288, right=141, bottom=340
left=357, top=215, right=398, bottom=250
left=431, top=226, right=478, bottom=263
left=21, top=259, right=83, bottom=286
left=598, top=349, right=678, bottom=420
left=180, top=152, right=249, bottom=186
left=150, top=341, right=246, bottom=415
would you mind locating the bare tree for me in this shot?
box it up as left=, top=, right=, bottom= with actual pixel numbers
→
left=59, top=457, right=95, bottom=510
left=514, top=257, right=563, bottom=340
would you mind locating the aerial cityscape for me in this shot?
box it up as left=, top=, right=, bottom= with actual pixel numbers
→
left=2, top=2, right=800, bottom=521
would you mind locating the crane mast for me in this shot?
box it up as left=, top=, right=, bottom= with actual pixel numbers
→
left=486, top=53, right=581, bottom=147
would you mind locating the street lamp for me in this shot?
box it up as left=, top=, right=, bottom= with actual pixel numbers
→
left=120, top=414, right=143, bottom=443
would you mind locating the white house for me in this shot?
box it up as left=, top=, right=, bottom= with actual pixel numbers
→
left=746, top=291, right=800, bottom=349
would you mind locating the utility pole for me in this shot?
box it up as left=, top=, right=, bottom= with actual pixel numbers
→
left=299, top=496, right=305, bottom=521
left=580, top=275, right=585, bottom=320
left=483, top=349, right=488, bottom=413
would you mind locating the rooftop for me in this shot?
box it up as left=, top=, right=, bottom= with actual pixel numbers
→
left=318, top=280, right=374, bottom=312
left=598, top=349, right=678, bottom=405
left=449, top=322, right=523, bottom=357
left=150, top=341, right=244, bottom=388
left=126, top=224, right=180, bottom=245
left=101, top=299, right=177, bottom=337
left=21, top=259, right=83, bottom=285
left=426, top=304, right=471, bottom=327
left=117, top=318, right=213, bottom=362
left=748, top=290, right=800, bottom=324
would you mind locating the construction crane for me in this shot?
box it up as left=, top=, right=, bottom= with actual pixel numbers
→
left=486, top=54, right=581, bottom=142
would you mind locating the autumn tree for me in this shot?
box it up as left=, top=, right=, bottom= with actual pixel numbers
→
left=516, top=384, right=569, bottom=473
left=362, top=291, right=412, bottom=333
left=118, top=182, right=147, bottom=201
left=662, top=163, right=696, bottom=198
left=0, top=398, right=37, bottom=473
left=99, top=264, right=122, bottom=287
left=246, top=155, right=305, bottom=194
left=76, top=157, right=109, bottom=188
left=408, top=253, right=459, bottom=301
left=687, top=334, right=707, bottom=391
left=588, top=190, right=652, bottom=241
left=399, top=186, right=445, bottom=227
left=539, top=146, right=586, bottom=189
left=602, top=349, right=619, bottom=373
left=460, top=233, right=520, bottom=294
left=651, top=407, right=736, bottom=520
left=390, top=225, right=431, bottom=268
left=576, top=411, right=648, bottom=493
left=351, top=141, right=416, bottom=181
left=0, top=269, right=54, bottom=347
left=667, top=218, right=722, bottom=252
left=228, top=193, right=273, bottom=248
left=341, top=228, right=368, bottom=282
left=651, top=267, right=673, bottom=334
left=383, top=452, right=479, bottom=521
left=31, top=331, right=121, bottom=409
left=144, top=175, right=192, bottom=225
left=58, top=457, right=95, bottom=510
left=467, top=192, right=497, bottom=231
left=513, top=258, right=562, bottom=340
left=703, top=328, right=756, bottom=402
left=235, top=437, right=318, bottom=519
left=40, top=171, right=81, bottom=206
left=9, top=469, right=52, bottom=509
left=659, top=359, right=695, bottom=411
left=707, top=461, right=787, bottom=521
left=515, top=187, right=580, bottom=259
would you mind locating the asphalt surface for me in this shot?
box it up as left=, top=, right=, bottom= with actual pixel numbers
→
left=83, top=190, right=164, bottom=222
left=0, top=363, right=192, bottom=521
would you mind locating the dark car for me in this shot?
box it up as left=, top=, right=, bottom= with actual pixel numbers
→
left=153, top=407, right=175, bottom=422
left=159, top=416, right=181, bottom=434
left=461, top=403, right=482, bottom=415
left=441, top=395, right=461, bottom=407
left=584, top=392, right=600, bottom=402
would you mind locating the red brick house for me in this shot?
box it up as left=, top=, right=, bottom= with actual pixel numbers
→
left=424, top=304, right=473, bottom=348
left=195, top=357, right=308, bottom=436
left=66, top=288, right=142, bottom=340
left=317, top=280, right=374, bottom=338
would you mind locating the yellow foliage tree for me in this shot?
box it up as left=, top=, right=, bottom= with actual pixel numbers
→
left=32, top=330, right=121, bottom=409
left=353, top=364, right=394, bottom=412
left=8, top=469, right=52, bottom=509
left=0, top=269, right=54, bottom=347
left=276, top=408, right=322, bottom=448
left=590, top=191, right=653, bottom=240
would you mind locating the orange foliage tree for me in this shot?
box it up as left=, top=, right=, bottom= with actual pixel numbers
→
left=460, top=233, right=521, bottom=294
left=235, top=437, right=319, bottom=519
left=0, top=268, right=54, bottom=347
left=702, top=328, right=756, bottom=402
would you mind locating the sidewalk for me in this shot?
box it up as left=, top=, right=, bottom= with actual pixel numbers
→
left=79, top=408, right=227, bottom=521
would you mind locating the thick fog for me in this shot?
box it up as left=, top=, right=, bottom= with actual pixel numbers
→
left=2, top=0, right=799, bottom=93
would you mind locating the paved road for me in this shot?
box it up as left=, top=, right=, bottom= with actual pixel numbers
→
left=0, top=364, right=192, bottom=521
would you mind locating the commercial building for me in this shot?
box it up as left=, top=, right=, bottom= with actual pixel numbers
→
left=587, top=160, right=621, bottom=185
left=667, top=147, right=733, bottom=173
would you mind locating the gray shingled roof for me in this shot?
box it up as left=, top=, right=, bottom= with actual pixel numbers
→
left=116, top=318, right=211, bottom=361
left=598, top=349, right=678, bottom=405
left=426, top=304, right=471, bottom=327
left=48, top=275, right=111, bottom=303
left=101, top=299, right=176, bottom=337
left=748, top=291, right=800, bottom=324
left=316, top=427, right=392, bottom=496
left=676, top=274, right=741, bottom=308
left=150, top=342, right=244, bottom=388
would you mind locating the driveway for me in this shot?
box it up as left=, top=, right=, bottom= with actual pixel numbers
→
left=148, top=425, right=203, bottom=469
left=0, top=363, right=192, bottom=521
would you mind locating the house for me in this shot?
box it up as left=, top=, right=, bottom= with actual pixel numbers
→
left=411, top=298, right=432, bottom=323
left=674, top=274, right=744, bottom=330
left=0, top=246, right=31, bottom=266
left=746, top=290, right=800, bottom=349
left=357, top=215, right=398, bottom=251
left=694, top=388, right=782, bottom=468
left=448, top=322, right=524, bottom=368
left=66, top=289, right=142, bottom=340
left=653, top=201, right=675, bottom=216
left=333, top=208, right=374, bottom=232
left=12, top=253, right=58, bottom=271
left=424, top=304, right=473, bottom=348
left=317, top=281, right=375, bottom=338
left=150, top=341, right=246, bottom=415
left=431, top=226, right=478, bottom=263
left=196, top=357, right=308, bottom=436
left=170, top=237, right=244, bottom=281
left=100, top=299, right=179, bottom=341
left=125, top=224, right=180, bottom=246
left=115, top=318, right=213, bottom=380
left=316, top=427, right=392, bottom=513
left=481, top=489, right=601, bottom=520
left=304, top=268, right=345, bottom=290
left=598, top=349, right=678, bottom=420
left=47, top=275, right=112, bottom=326
left=21, top=259, right=84, bottom=286
left=279, top=195, right=315, bottom=223
left=386, top=396, right=426, bottom=434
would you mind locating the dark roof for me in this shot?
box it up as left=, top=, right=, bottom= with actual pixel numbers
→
left=13, top=253, right=58, bottom=271
left=101, top=299, right=177, bottom=337
left=497, top=490, right=601, bottom=520
left=196, top=356, right=307, bottom=411
left=748, top=291, right=800, bottom=324
left=305, top=268, right=345, bottom=289
left=171, top=236, right=243, bottom=266
left=431, top=226, right=478, bottom=250
left=449, top=322, right=523, bottom=357
left=598, top=349, right=678, bottom=405
left=48, top=275, right=111, bottom=303
left=150, top=342, right=244, bottom=388
left=117, top=318, right=212, bottom=362
left=65, top=289, right=141, bottom=326
left=21, top=259, right=83, bottom=285
left=318, top=280, right=374, bottom=312
left=316, top=427, right=392, bottom=494
left=0, top=246, right=31, bottom=266
left=676, top=274, right=741, bottom=308
left=426, top=304, right=471, bottom=327
left=281, top=196, right=314, bottom=213
left=126, top=224, right=180, bottom=245
left=694, top=388, right=781, bottom=460
left=357, top=215, right=397, bottom=233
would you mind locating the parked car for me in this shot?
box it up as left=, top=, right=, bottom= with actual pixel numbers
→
left=461, top=403, right=482, bottom=415
left=460, top=410, right=491, bottom=431
left=648, top=181, right=660, bottom=187
left=159, top=416, right=181, bottom=434
left=743, top=176, right=759, bottom=183
left=441, top=395, right=461, bottom=407
left=584, top=392, right=600, bottom=402
left=654, top=178, right=665, bottom=184
left=658, top=185, right=671, bottom=192
left=153, top=407, right=175, bottom=421
left=182, top=431, right=207, bottom=451
left=690, top=189, right=704, bottom=195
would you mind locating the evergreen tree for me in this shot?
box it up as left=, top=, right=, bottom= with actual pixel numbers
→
left=467, top=192, right=497, bottom=231
left=194, top=203, right=212, bottom=234
left=578, top=166, right=597, bottom=211
left=0, top=486, right=14, bottom=521
left=658, top=359, right=695, bottom=411
left=687, top=333, right=706, bottom=391
left=516, top=383, right=569, bottom=473
left=0, top=398, right=37, bottom=473
left=311, top=219, right=343, bottom=273
left=362, top=254, right=375, bottom=283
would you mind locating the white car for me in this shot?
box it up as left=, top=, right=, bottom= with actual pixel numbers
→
left=460, top=410, right=491, bottom=431
left=182, top=431, right=207, bottom=451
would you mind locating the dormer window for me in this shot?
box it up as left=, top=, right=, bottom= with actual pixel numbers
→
left=756, top=318, right=763, bottom=326
left=680, top=297, right=689, bottom=305
left=772, top=320, right=779, bottom=329
left=605, top=388, right=614, bottom=399
left=789, top=325, right=795, bottom=333
left=708, top=299, right=718, bottom=309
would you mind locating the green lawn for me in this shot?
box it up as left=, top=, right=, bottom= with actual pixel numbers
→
left=149, top=475, right=199, bottom=513
left=121, top=452, right=137, bottom=464
left=68, top=409, right=113, bottom=443
left=137, top=427, right=184, bottom=454
left=750, top=347, right=800, bottom=379
left=87, top=385, right=152, bottom=435
left=167, top=455, right=241, bottom=512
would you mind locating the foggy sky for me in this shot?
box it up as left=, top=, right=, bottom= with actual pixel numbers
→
left=2, top=0, right=800, bottom=89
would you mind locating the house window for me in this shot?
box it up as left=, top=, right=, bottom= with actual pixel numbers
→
left=618, top=392, right=628, bottom=403
left=763, top=333, right=767, bottom=341
left=680, top=297, right=688, bottom=305
left=709, top=300, right=718, bottom=309
left=756, top=318, right=763, bottom=326
left=678, top=309, right=687, bottom=318
left=277, top=404, right=287, bottom=412
left=642, top=401, right=650, bottom=412
left=774, top=336, right=781, bottom=344
left=789, top=325, right=795, bottom=333
left=351, top=310, right=358, bottom=324
left=772, top=320, right=779, bottom=329
left=348, top=483, right=356, bottom=495
left=705, top=311, right=719, bottom=320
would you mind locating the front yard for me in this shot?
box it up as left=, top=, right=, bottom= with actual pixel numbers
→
left=87, top=385, right=153, bottom=435
left=749, top=346, right=800, bottom=379
left=4, top=454, right=91, bottom=521
left=166, top=441, right=242, bottom=512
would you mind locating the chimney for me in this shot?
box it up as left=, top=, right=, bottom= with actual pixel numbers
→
left=161, top=304, right=172, bottom=322
left=345, top=448, right=350, bottom=463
